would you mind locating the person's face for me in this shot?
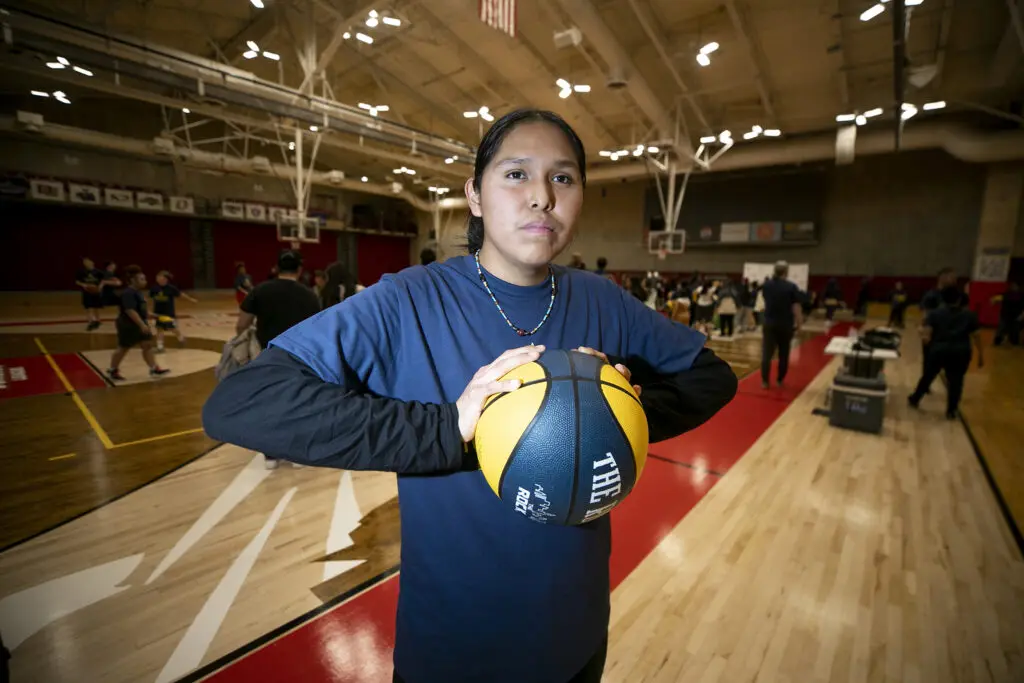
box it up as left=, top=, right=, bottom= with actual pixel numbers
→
left=315, top=274, right=326, bottom=286
left=133, top=272, right=147, bottom=288
left=896, top=282, right=903, bottom=290
left=83, top=258, right=94, bottom=269
left=239, top=266, right=247, bottom=275
left=939, top=271, right=955, bottom=287
left=107, top=263, right=116, bottom=273
left=156, top=274, right=168, bottom=286
left=467, top=122, right=584, bottom=275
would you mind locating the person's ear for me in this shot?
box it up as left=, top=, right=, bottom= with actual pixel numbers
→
left=465, top=178, right=482, bottom=218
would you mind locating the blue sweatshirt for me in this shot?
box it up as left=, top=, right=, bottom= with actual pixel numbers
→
left=203, top=255, right=737, bottom=683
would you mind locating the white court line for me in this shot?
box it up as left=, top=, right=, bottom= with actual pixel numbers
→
left=155, top=487, right=297, bottom=683
left=146, top=453, right=270, bottom=585
left=0, top=554, right=144, bottom=650
left=323, top=471, right=365, bottom=582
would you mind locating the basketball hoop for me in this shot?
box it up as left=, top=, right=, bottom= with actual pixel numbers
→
left=289, top=240, right=300, bottom=250
left=657, top=248, right=668, bottom=261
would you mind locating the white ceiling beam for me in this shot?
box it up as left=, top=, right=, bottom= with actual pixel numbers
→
left=723, top=0, right=777, bottom=123
left=299, top=2, right=381, bottom=94
left=826, top=0, right=850, bottom=108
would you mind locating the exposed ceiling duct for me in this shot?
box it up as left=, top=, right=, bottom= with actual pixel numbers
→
left=0, top=115, right=467, bottom=213
left=586, top=123, right=1024, bottom=183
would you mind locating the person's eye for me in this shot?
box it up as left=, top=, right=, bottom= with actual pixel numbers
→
left=553, top=173, right=575, bottom=185
left=505, top=169, right=526, bottom=180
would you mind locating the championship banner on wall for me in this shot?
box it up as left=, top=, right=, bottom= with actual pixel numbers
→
left=221, top=201, right=245, bottom=219
left=695, top=225, right=720, bottom=243
left=104, top=188, right=134, bottom=208
left=720, top=222, right=750, bottom=243
left=29, top=179, right=65, bottom=202
left=69, top=183, right=101, bottom=205
left=268, top=206, right=288, bottom=222
left=136, top=192, right=164, bottom=211
left=782, top=221, right=815, bottom=241
left=245, top=204, right=268, bottom=221
left=169, top=196, right=194, bottom=214
left=750, top=222, right=782, bottom=242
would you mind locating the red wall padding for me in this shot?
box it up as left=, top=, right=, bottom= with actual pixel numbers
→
left=356, top=234, right=411, bottom=285
left=0, top=203, right=193, bottom=291
left=211, top=223, right=338, bottom=288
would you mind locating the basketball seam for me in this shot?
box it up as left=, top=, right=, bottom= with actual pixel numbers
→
left=495, top=362, right=552, bottom=502
left=480, top=374, right=640, bottom=416
left=565, top=352, right=582, bottom=525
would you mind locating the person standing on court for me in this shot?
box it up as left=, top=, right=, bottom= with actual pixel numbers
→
left=888, top=281, right=908, bottom=328
left=991, top=281, right=1023, bottom=346
left=760, top=261, right=803, bottom=389
left=107, top=265, right=169, bottom=381
left=234, top=249, right=320, bottom=470
left=919, top=267, right=958, bottom=382
left=203, top=109, right=738, bottom=683
left=75, top=257, right=105, bottom=331
left=909, top=285, right=984, bottom=419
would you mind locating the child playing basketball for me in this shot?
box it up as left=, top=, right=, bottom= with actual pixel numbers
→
left=108, top=265, right=170, bottom=381
left=75, top=257, right=105, bottom=330
left=149, top=271, right=198, bottom=352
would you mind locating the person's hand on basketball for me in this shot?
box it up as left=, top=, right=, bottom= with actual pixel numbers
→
left=576, top=347, right=642, bottom=397
left=456, top=345, right=544, bottom=443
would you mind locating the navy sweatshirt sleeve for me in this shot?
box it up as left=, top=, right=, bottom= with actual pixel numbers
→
left=202, top=346, right=468, bottom=473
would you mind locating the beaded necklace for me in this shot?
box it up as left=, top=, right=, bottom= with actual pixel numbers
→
left=474, top=249, right=556, bottom=337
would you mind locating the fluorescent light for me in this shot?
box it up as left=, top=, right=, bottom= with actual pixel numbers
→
left=366, top=17, right=379, bottom=27
left=31, top=90, right=49, bottom=97
left=310, top=125, right=319, bottom=132
left=428, top=186, right=437, bottom=192
left=361, top=176, right=368, bottom=182
left=573, top=84, right=590, bottom=93
left=906, top=0, right=923, bottom=5
left=288, top=142, right=295, bottom=150
left=72, top=66, right=93, bottom=76
left=479, top=106, right=490, bottom=114
left=855, top=114, right=867, bottom=125
left=700, top=42, right=719, bottom=55
left=246, top=40, right=259, bottom=51
left=901, top=106, right=918, bottom=121
left=369, top=9, right=379, bottom=17
left=617, top=149, right=629, bottom=156
left=481, top=112, right=494, bottom=122
left=610, top=153, right=620, bottom=161
left=633, top=145, right=644, bottom=156
left=382, top=16, right=401, bottom=26
left=696, top=53, right=711, bottom=67
left=599, top=150, right=612, bottom=157
left=343, top=32, right=351, bottom=39
left=57, top=56, right=69, bottom=66
left=558, top=88, right=571, bottom=99
left=647, top=146, right=659, bottom=153
left=262, top=51, right=280, bottom=61
left=445, top=157, right=455, bottom=164
left=182, top=107, right=190, bottom=114
left=250, top=0, right=265, bottom=7
left=243, top=50, right=258, bottom=59
left=359, top=103, right=372, bottom=110
left=718, top=130, right=732, bottom=142
left=752, top=124, right=763, bottom=134
left=836, top=113, right=856, bottom=122
left=356, top=32, right=373, bottom=44
left=46, top=62, right=65, bottom=69
left=556, top=78, right=571, bottom=89
left=743, top=131, right=758, bottom=140
left=860, top=4, right=885, bottom=21
left=376, top=105, right=389, bottom=112
left=700, top=135, right=716, bottom=144
left=53, top=90, right=65, bottom=98
left=863, top=107, right=883, bottom=117
left=406, top=169, right=416, bottom=175
left=464, top=111, right=478, bottom=118
left=763, top=129, right=781, bottom=137
left=55, top=94, right=70, bottom=104
left=393, top=168, right=403, bottom=174
left=923, top=100, right=946, bottom=110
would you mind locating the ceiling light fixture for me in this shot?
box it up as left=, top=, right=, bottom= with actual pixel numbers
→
left=863, top=108, right=883, bottom=118
left=923, top=100, right=946, bottom=110
left=696, top=53, right=711, bottom=67
left=742, top=131, right=758, bottom=140
left=31, top=90, right=49, bottom=97
left=718, top=130, right=732, bottom=143
left=57, top=56, right=69, bottom=66
left=46, top=61, right=65, bottom=69
left=763, top=129, right=781, bottom=137
left=860, top=4, right=885, bottom=21
left=556, top=78, right=591, bottom=98
left=855, top=114, right=867, bottom=125
left=633, top=144, right=644, bottom=156
left=182, top=107, right=190, bottom=114
left=262, top=51, right=280, bottom=61
left=247, top=40, right=259, bottom=51
left=369, top=9, right=379, bottom=17
left=700, top=42, right=719, bottom=55
left=356, top=32, right=373, bottom=44
left=250, top=0, right=265, bottom=8
left=647, top=146, right=659, bottom=153
left=54, top=91, right=70, bottom=104
left=901, top=103, right=918, bottom=120
left=310, top=125, right=319, bottom=132
left=366, top=17, right=379, bottom=27
left=699, top=135, right=717, bottom=144
left=361, top=176, right=368, bottom=182
left=393, top=166, right=416, bottom=175
left=382, top=16, right=401, bottom=27
left=343, top=32, right=351, bottom=39
left=836, top=113, right=856, bottom=122
left=288, top=142, right=296, bottom=150
left=243, top=50, right=258, bottom=59
left=358, top=102, right=390, bottom=116
left=72, top=66, right=93, bottom=76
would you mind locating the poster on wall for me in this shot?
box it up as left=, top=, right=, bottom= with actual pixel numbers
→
left=245, top=203, right=268, bottom=221
left=169, top=196, right=194, bottom=214
left=136, top=192, right=164, bottom=211
left=743, top=262, right=810, bottom=293
left=221, top=201, right=245, bottom=219
left=974, top=247, right=1011, bottom=282
left=30, top=179, right=65, bottom=202
left=268, top=206, right=288, bottom=222
left=695, top=225, right=720, bottom=243
left=104, top=188, right=134, bottom=208
left=750, top=222, right=782, bottom=242
left=68, top=183, right=101, bottom=205
left=782, top=221, right=815, bottom=241
left=720, top=222, right=750, bottom=243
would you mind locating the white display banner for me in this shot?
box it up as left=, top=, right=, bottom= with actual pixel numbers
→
left=136, top=192, right=164, bottom=211
left=720, top=222, right=750, bottom=243
left=104, top=188, right=134, bottom=208
left=68, top=183, right=101, bottom=205
left=169, top=196, right=194, bottom=214
left=743, top=262, right=809, bottom=293
left=30, top=179, right=65, bottom=202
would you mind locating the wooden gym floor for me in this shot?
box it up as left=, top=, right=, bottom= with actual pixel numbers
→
left=0, top=293, right=1021, bottom=683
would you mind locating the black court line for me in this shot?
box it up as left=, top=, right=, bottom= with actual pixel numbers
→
left=958, top=414, right=1024, bottom=560
left=77, top=351, right=115, bottom=388
left=179, top=565, right=402, bottom=683
left=0, top=441, right=220, bottom=555
left=647, top=453, right=726, bottom=478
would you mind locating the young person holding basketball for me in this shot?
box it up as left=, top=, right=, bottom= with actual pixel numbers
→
left=149, top=270, right=198, bottom=352
left=107, top=265, right=169, bottom=381
left=204, top=109, right=737, bottom=683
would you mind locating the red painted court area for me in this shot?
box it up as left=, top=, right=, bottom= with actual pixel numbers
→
left=0, top=354, right=106, bottom=400
left=202, top=328, right=844, bottom=683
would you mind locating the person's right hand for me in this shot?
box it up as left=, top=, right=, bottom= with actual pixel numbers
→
left=456, top=345, right=544, bottom=443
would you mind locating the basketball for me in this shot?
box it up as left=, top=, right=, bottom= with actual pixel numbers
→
left=474, top=349, right=648, bottom=526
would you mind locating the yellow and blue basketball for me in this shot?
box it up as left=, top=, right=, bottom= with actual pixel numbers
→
left=474, top=349, right=648, bottom=525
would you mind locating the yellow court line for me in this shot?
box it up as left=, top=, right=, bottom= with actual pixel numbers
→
left=49, top=453, right=77, bottom=461
left=110, top=427, right=206, bottom=450
left=34, top=337, right=116, bottom=450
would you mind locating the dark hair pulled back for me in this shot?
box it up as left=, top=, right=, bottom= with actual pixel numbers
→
left=466, top=109, right=587, bottom=253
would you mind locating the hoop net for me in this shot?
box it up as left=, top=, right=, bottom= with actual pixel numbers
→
left=276, top=214, right=321, bottom=244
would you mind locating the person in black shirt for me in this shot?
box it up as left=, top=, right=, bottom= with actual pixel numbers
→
left=234, top=263, right=253, bottom=306
left=107, top=265, right=170, bottom=381
left=319, top=261, right=357, bottom=310
left=236, top=250, right=321, bottom=469
left=909, top=285, right=984, bottom=419
left=992, top=281, right=1023, bottom=346
left=822, top=278, right=842, bottom=321
left=888, top=281, right=908, bottom=328
left=919, top=267, right=958, bottom=381
left=149, top=270, right=198, bottom=352
left=75, top=257, right=105, bottom=331
left=760, top=261, right=803, bottom=389
left=99, top=261, right=122, bottom=308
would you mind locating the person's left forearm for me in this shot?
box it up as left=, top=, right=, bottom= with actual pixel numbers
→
left=236, top=311, right=255, bottom=336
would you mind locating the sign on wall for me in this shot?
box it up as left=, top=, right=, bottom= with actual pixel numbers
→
left=104, top=188, right=134, bottom=208
left=68, top=183, right=101, bottom=205
left=29, top=179, right=65, bottom=202
left=720, top=222, right=750, bottom=243
left=169, top=196, right=194, bottom=214
left=136, top=192, right=164, bottom=211
left=245, top=203, right=268, bottom=221
left=974, top=247, right=1011, bottom=282
left=221, top=201, right=245, bottom=219
left=744, top=262, right=810, bottom=292
left=750, top=222, right=782, bottom=242
left=268, top=206, right=288, bottom=222
left=782, top=221, right=815, bottom=241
